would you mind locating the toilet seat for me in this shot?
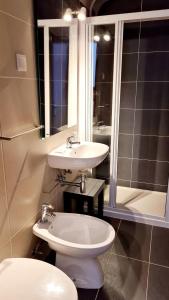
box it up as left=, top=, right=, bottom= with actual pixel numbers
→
left=0, top=258, right=77, bottom=300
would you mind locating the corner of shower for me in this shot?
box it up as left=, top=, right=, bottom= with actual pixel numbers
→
left=85, top=10, right=169, bottom=228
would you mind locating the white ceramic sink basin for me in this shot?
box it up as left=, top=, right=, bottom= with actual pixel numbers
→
left=48, top=141, right=109, bottom=170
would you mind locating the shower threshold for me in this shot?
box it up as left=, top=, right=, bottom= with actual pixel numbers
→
left=104, top=185, right=166, bottom=218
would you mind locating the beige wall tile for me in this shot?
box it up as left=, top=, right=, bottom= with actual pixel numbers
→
left=11, top=213, right=39, bottom=257
left=0, top=142, right=11, bottom=246
left=0, top=12, right=36, bottom=78
left=0, top=78, right=39, bottom=136
left=0, top=0, right=78, bottom=258
left=0, top=0, right=33, bottom=24
left=0, top=242, right=11, bottom=262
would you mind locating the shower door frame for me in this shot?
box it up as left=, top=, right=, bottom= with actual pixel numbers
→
left=81, top=9, right=169, bottom=227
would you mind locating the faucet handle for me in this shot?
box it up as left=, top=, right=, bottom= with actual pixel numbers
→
left=42, top=203, right=54, bottom=211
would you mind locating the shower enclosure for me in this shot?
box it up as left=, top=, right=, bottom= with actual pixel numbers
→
left=79, top=9, right=169, bottom=227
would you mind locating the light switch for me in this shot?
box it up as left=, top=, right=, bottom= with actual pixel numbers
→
left=16, top=54, right=27, bottom=72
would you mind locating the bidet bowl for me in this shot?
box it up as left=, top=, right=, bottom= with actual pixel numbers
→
left=33, top=213, right=115, bottom=258
left=48, top=142, right=109, bottom=170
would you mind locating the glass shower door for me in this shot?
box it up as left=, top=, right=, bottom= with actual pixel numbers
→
left=116, top=19, right=169, bottom=217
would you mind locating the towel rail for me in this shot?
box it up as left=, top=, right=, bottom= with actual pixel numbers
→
left=0, top=125, right=44, bottom=141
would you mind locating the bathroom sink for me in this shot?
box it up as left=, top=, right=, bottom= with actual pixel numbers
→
left=48, top=142, right=109, bottom=170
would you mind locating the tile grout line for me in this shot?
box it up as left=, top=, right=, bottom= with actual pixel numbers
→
left=119, top=133, right=169, bottom=138
left=118, top=156, right=169, bottom=164
left=95, top=288, right=100, bottom=300
left=109, top=249, right=169, bottom=270
left=117, top=178, right=167, bottom=187
left=146, top=225, right=153, bottom=300
left=0, top=9, right=33, bottom=26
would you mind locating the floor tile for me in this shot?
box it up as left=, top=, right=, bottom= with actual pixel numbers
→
left=77, top=288, right=98, bottom=300
left=150, top=226, right=169, bottom=267
left=97, top=254, right=148, bottom=300
left=147, top=264, right=169, bottom=300
left=111, top=220, right=151, bottom=261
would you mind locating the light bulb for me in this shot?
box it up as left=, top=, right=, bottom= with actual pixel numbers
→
left=93, top=34, right=100, bottom=42
left=103, top=33, right=111, bottom=41
left=78, top=7, right=86, bottom=21
left=63, top=8, right=72, bottom=22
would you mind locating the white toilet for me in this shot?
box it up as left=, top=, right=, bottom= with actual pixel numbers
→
left=0, top=258, right=77, bottom=300
left=33, top=213, right=115, bottom=289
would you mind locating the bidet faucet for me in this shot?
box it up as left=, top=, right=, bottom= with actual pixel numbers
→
left=40, top=203, right=55, bottom=223
left=66, top=135, right=80, bottom=148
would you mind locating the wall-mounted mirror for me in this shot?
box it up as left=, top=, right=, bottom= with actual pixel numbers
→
left=35, top=17, right=78, bottom=138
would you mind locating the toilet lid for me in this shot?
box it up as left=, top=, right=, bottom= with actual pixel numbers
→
left=0, top=258, right=77, bottom=300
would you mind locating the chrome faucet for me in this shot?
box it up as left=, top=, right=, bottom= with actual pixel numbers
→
left=66, top=135, right=80, bottom=148
left=40, top=203, right=55, bottom=223
left=96, top=121, right=104, bottom=129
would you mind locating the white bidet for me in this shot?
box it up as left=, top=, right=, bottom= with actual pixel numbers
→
left=33, top=213, right=115, bottom=289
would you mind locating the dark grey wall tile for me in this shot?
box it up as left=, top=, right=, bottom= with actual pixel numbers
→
left=62, top=0, right=80, bottom=15
left=62, top=81, right=68, bottom=106
left=61, top=55, right=68, bottom=81
left=131, top=181, right=167, bottom=192
left=97, top=0, right=142, bottom=16
left=140, top=20, right=169, bottom=52
left=142, top=0, right=169, bottom=11
left=61, top=106, right=68, bottom=126
left=50, top=105, right=61, bottom=128
left=118, top=133, right=133, bottom=158
left=95, top=83, right=113, bottom=106
left=96, top=25, right=115, bottom=55
left=96, top=54, right=114, bottom=82
left=147, top=264, right=169, bottom=300
left=120, top=82, right=136, bottom=109
left=134, top=110, right=169, bottom=136
left=50, top=55, right=62, bottom=81
left=117, top=158, right=132, bottom=180
left=34, top=0, right=62, bottom=19
left=123, top=22, right=140, bottom=53
left=37, top=28, right=44, bottom=54
left=51, top=81, right=61, bottom=105
left=150, top=226, right=169, bottom=267
left=136, top=82, right=169, bottom=110
left=38, top=54, right=44, bottom=80
left=121, top=53, right=138, bottom=81
left=39, top=80, right=44, bottom=103
left=132, top=159, right=169, bottom=186
left=119, top=109, right=134, bottom=134
left=133, top=136, right=169, bottom=162
left=112, top=220, right=151, bottom=261
left=138, top=52, right=169, bottom=81
left=77, top=288, right=98, bottom=300
left=97, top=254, right=148, bottom=300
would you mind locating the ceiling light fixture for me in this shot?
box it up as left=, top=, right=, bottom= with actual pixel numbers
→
left=63, top=8, right=72, bottom=22
left=103, top=33, right=111, bottom=42
left=63, top=7, right=86, bottom=22
left=93, top=34, right=100, bottom=42
left=77, top=7, right=86, bottom=21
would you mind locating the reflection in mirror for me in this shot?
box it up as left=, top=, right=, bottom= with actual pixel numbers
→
left=92, top=24, right=115, bottom=201
left=36, top=20, right=77, bottom=138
